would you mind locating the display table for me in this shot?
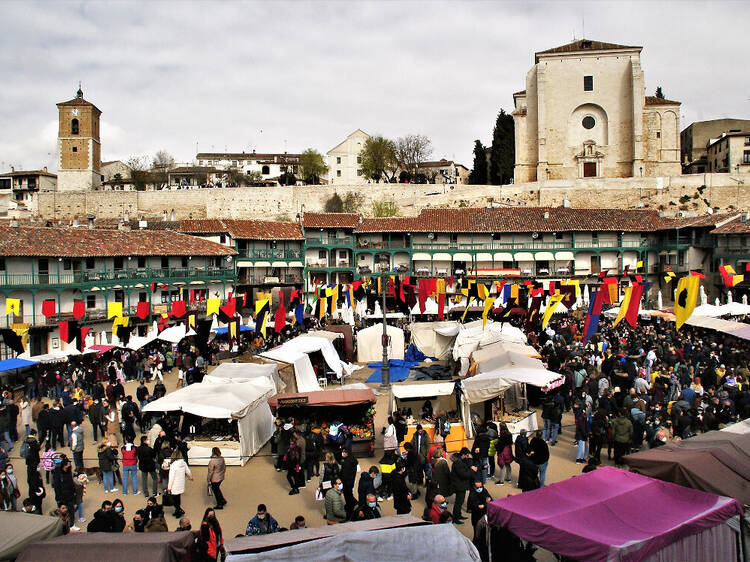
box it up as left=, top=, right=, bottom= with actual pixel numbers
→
left=401, top=421, right=467, bottom=453
left=186, top=439, right=244, bottom=466
left=497, top=411, right=538, bottom=442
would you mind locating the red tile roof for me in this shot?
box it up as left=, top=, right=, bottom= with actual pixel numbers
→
left=657, top=213, right=738, bottom=229
left=355, top=207, right=665, bottom=233
left=92, top=219, right=179, bottom=231
left=710, top=215, right=750, bottom=234
left=0, top=227, right=235, bottom=257
left=536, top=39, right=641, bottom=57
left=645, top=96, right=680, bottom=106
left=178, top=219, right=228, bottom=234
left=418, top=159, right=454, bottom=168
left=0, top=170, right=57, bottom=178
left=56, top=95, right=101, bottom=113
left=302, top=213, right=361, bottom=229
left=223, top=219, right=303, bottom=240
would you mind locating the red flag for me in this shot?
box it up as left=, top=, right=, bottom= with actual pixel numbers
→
left=279, top=290, right=286, bottom=306
left=274, top=304, right=287, bottom=333
left=417, top=279, right=428, bottom=314
left=171, top=300, right=186, bottom=319
left=59, top=321, right=69, bottom=344
left=437, top=293, right=445, bottom=320
left=136, top=301, right=150, bottom=320
left=189, top=289, right=195, bottom=304
left=625, top=283, right=644, bottom=328
left=41, top=299, right=56, bottom=318
left=746, top=264, right=750, bottom=272
left=160, top=283, right=169, bottom=290
left=220, top=297, right=236, bottom=319
left=690, top=270, right=706, bottom=279
left=78, top=328, right=90, bottom=351
left=447, top=276, right=454, bottom=288
left=150, top=283, right=157, bottom=293
left=72, top=301, right=85, bottom=320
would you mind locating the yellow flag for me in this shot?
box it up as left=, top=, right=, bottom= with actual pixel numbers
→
left=188, top=314, right=196, bottom=328
left=477, top=283, right=489, bottom=301
left=107, top=302, right=123, bottom=320
left=11, top=323, right=29, bottom=348
left=674, top=275, right=699, bottom=330
left=255, top=298, right=270, bottom=315
left=482, top=297, right=495, bottom=328
left=542, top=294, right=563, bottom=330
left=318, top=297, right=326, bottom=319
left=5, top=298, right=20, bottom=316
left=229, top=321, right=237, bottom=339
left=563, top=279, right=580, bottom=297
left=331, top=285, right=339, bottom=313
left=436, top=278, right=446, bottom=295
left=112, top=316, right=129, bottom=335
left=613, top=286, right=632, bottom=328
left=462, top=297, right=473, bottom=322
left=206, top=298, right=221, bottom=316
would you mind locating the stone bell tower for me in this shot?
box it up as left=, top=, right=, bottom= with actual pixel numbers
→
left=56, top=85, right=102, bottom=190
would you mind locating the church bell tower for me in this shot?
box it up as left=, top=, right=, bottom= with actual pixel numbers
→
left=56, top=85, right=102, bottom=190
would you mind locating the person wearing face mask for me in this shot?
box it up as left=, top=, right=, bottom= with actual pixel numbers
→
left=144, top=504, right=169, bottom=532
left=199, top=507, right=224, bottom=561
left=4, top=464, right=19, bottom=511
left=428, top=494, right=452, bottom=524
left=391, top=462, right=412, bottom=515
left=360, top=493, right=382, bottom=520
left=111, top=498, right=127, bottom=532
left=467, top=480, right=492, bottom=532
left=324, top=478, right=347, bottom=524
left=56, top=458, right=77, bottom=529
left=289, top=515, right=306, bottom=530
left=132, top=509, right=147, bottom=532
left=87, top=500, right=116, bottom=532
left=245, top=503, right=280, bottom=535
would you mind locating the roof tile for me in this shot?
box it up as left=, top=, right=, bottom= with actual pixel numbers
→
left=302, top=213, right=361, bottom=229
left=223, top=219, right=303, bottom=240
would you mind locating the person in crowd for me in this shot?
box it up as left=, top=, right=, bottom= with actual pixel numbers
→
left=409, top=425, right=430, bottom=486
left=98, top=438, right=118, bottom=493
left=324, top=478, right=347, bottom=524
left=207, top=447, right=227, bottom=509
left=289, top=515, right=306, bottom=530
left=167, top=449, right=192, bottom=519
left=494, top=426, right=514, bottom=485
left=175, top=516, right=192, bottom=532
left=121, top=439, right=139, bottom=495
left=391, top=462, right=412, bottom=515
left=431, top=448, right=453, bottom=499
left=340, top=448, right=358, bottom=516
left=111, top=497, right=128, bottom=532
left=467, top=479, right=492, bottom=530
left=428, top=494, right=451, bottom=524
left=612, top=408, right=634, bottom=466
left=245, top=503, right=280, bottom=535
left=137, top=435, right=159, bottom=497
left=528, top=430, right=550, bottom=487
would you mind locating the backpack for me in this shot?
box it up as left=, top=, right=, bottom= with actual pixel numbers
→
left=441, top=419, right=451, bottom=437
left=19, top=441, right=30, bottom=460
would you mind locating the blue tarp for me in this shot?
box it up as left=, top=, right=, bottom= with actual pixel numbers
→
left=0, top=357, right=38, bottom=373
left=404, top=343, right=437, bottom=363
left=213, top=325, right=253, bottom=335
left=366, top=359, right=419, bottom=383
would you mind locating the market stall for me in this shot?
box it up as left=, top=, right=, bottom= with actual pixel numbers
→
left=209, top=361, right=285, bottom=392
left=487, top=467, right=743, bottom=562
left=268, top=388, right=377, bottom=457
left=262, top=335, right=353, bottom=389
left=390, top=381, right=468, bottom=453
left=408, top=321, right=458, bottom=361
left=453, top=320, right=528, bottom=376
left=143, top=376, right=276, bottom=466
left=356, top=324, right=405, bottom=363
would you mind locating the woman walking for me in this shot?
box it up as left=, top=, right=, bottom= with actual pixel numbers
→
left=167, top=449, right=192, bottom=518
left=206, top=448, right=227, bottom=509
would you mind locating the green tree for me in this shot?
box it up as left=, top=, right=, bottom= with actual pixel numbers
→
left=342, top=192, right=364, bottom=213
left=299, top=148, right=328, bottom=184
left=324, top=193, right=344, bottom=212
left=468, top=140, right=488, bottom=184
left=489, top=109, right=515, bottom=185
left=360, top=136, right=398, bottom=182
left=655, top=86, right=665, bottom=99
left=372, top=199, right=399, bottom=217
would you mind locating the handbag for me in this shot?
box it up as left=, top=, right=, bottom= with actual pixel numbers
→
left=207, top=484, right=213, bottom=497
left=161, top=492, right=174, bottom=506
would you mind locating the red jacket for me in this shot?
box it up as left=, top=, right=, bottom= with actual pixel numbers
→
left=429, top=503, right=445, bottom=524
left=121, top=444, right=138, bottom=466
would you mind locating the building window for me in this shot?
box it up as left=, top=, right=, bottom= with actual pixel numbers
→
left=336, top=157, right=342, bottom=164
left=318, top=250, right=326, bottom=259
left=219, top=234, right=226, bottom=244
left=137, top=256, right=146, bottom=268
left=71, top=119, right=79, bottom=135
left=181, top=257, right=188, bottom=268
left=357, top=169, right=362, bottom=176
left=114, top=290, right=124, bottom=303
left=656, top=132, right=661, bottom=139
left=745, top=136, right=750, bottom=146
left=113, top=257, right=124, bottom=270
left=261, top=165, right=270, bottom=175
left=583, top=76, right=593, bottom=91
left=744, top=151, right=750, bottom=164
left=85, top=257, right=95, bottom=269
left=139, top=292, right=147, bottom=302
left=357, top=156, right=362, bottom=164
left=0, top=179, right=9, bottom=190
left=86, top=295, right=96, bottom=309
left=161, top=257, right=169, bottom=269
left=72, top=147, right=77, bottom=152
left=582, top=116, right=596, bottom=130
left=62, top=259, right=73, bottom=270
left=336, top=170, right=341, bottom=177
left=0, top=258, right=5, bottom=271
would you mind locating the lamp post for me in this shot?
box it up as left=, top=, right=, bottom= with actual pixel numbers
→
left=380, top=275, right=390, bottom=390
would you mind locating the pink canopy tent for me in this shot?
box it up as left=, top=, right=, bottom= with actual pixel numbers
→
left=487, top=466, right=742, bottom=562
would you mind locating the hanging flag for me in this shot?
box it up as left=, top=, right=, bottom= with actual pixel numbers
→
left=11, top=324, right=29, bottom=350
left=255, top=298, right=271, bottom=337
left=188, top=313, right=196, bottom=329
left=136, top=301, right=150, bottom=320
left=526, top=296, right=543, bottom=332
left=229, top=320, right=238, bottom=340
left=331, top=285, right=339, bottom=314
left=583, top=288, right=604, bottom=345
left=72, top=300, right=85, bottom=320
left=274, top=302, right=287, bottom=333
left=613, top=286, right=632, bottom=328
left=690, top=270, right=706, bottom=279
left=417, top=279, right=428, bottom=314
left=541, top=293, right=563, bottom=330
left=601, top=278, right=619, bottom=304
left=59, top=321, right=70, bottom=344
left=41, top=299, right=56, bottom=318
left=5, top=298, right=20, bottom=316
left=0, top=328, right=24, bottom=354
left=294, top=303, right=304, bottom=326
left=150, top=283, right=157, bottom=293
left=112, top=316, right=129, bottom=336
left=636, top=260, right=643, bottom=270
left=625, top=282, right=644, bottom=328
left=663, top=271, right=677, bottom=284
left=437, top=292, right=446, bottom=321
left=219, top=297, right=237, bottom=323
left=107, top=302, right=123, bottom=320
left=481, top=296, right=495, bottom=328
left=674, top=275, right=700, bottom=330
left=170, top=300, right=187, bottom=319
left=206, top=298, right=221, bottom=317
left=318, top=296, right=326, bottom=319
left=719, top=265, right=744, bottom=287
left=77, top=327, right=91, bottom=352
left=189, top=289, right=195, bottom=305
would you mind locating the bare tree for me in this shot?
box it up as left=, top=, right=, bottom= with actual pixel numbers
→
left=152, top=150, right=175, bottom=170
left=126, top=155, right=150, bottom=172
left=394, top=134, right=432, bottom=182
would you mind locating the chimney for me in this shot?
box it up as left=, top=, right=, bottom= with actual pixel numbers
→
left=139, top=219, right=148, bottom=229
left=562, top=199, right=571, bottom=208
left=87, top=214, right=95, bottom=229
left=9, top=219, right=18, bottom=228
left=543, top=211, right=550, bottom=219
left=741, top=212, right=749, bottom=223
left=170, top=209, right=176, bottom=222
left=162, top=210, right=168, bottom=221
left=43, top=166, right=48, bottom=173
left=72, top=216, right=79, bottom=227
left=10, top=166, right=14, bottom=173
left=118, top=220, right=131, bottom=231
left=123, top=210, right=130, bottom=223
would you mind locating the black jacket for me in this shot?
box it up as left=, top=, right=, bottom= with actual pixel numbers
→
left=391, top=472, right=411, bottom=513
left=24, top=436, right=41, bottom=466
left=57, top=467, right=76, bottom=504
left=87, top=509, right=116, bottom=533
left=137, top=444, right=157, bottom=472
left=472, top=432, right=491, bottom=458
left=341, top=456, right=358, bottom=484
left=450, top=456, right=474, bottom=492
left=63, top=404, right=82, bottom=425
left=49, top=407, right=65, bottom=429
left=528, top=437, right=549, bottom=465
left=467, top=487, right=492, bottom=517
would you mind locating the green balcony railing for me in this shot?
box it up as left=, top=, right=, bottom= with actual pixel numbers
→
left=410, top=240, right=647, bottom=251
left=305, top=236, right=353, bottom=247
left=236, top=248, right=303, bottom=259
left=0, top=267, right=235, bottom=287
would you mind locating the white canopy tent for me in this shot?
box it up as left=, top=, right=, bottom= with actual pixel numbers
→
left=126, top=331, right=159, bottom=350
left=410, top=298, right=444, bottom=316
left=453, top=320, right=527, bottom=376
left=262, top=335, right=354, bottom=391
left=356, top=324, right=405, bottom=363
left=471, top=341, right=541, bottom=364
left=142, top=377, right=276, bottom=466
left=157, top=324, right=197, bottom=344
left=409, top=321, right=458, bottom=361
left=475, top=349, right=547, bottom=375
left=207, top=362, right=285, bottom=392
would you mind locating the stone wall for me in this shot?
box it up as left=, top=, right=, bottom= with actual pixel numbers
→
left=33, top=172, right=750, bottom=221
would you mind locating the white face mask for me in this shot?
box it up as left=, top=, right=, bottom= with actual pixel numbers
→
left=337, top=483, right=344, bottom=491
left=257, top=513, right=266, bottom=520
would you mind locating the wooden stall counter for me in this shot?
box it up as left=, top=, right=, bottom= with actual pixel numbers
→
left=400, top=422, right=467, bottom=454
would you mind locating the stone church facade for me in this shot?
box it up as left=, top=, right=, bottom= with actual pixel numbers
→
left=512, top=40, right=682, bottom=183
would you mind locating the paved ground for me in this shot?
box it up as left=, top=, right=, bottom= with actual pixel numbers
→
left=10, top=362, right=604, bottom=543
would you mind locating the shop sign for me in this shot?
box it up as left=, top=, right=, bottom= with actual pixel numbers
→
left=278, top=396, right=309, bottom=406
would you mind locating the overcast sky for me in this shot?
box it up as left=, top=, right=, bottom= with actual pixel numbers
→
left=2, top=1, right=749, bottom=173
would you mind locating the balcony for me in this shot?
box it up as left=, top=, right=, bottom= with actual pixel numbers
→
left=305, top=260, right=352, bottom=269
left=0, top=267, right=236, bottom=288
left=355, top=239, right=409, bottom=250
left=305, top=236, right=353, bottom=247
left=411, top=240, right=646, bottom=251
left=236, top=248, right=303, bottom=260
left=237, top=273, right=302, bottom=285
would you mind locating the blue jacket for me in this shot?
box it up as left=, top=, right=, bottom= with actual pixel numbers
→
left=245, top=513, right=280, bottom=536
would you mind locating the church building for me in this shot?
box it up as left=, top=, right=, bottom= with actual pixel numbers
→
left=512, top=40, right=681, bottom=183
left=56, top=86, right=103, bottom=190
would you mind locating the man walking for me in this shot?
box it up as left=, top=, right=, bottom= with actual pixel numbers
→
left=409, top=425, right=430, bottom=486
left=70, top=421, right=85, bottom=472
left=450, top=447, right=474, bottom=524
